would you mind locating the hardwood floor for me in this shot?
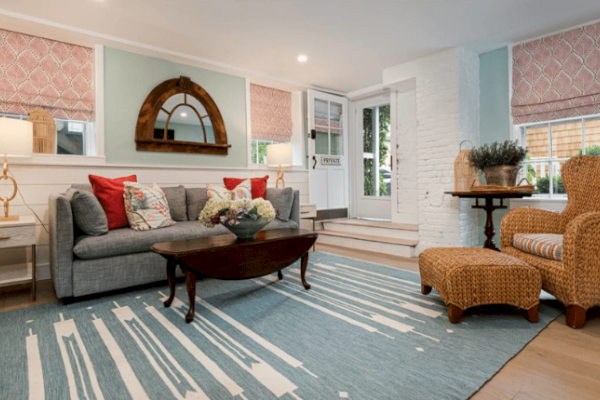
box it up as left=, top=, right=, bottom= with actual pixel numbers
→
left=2, top=244, right=599, bottom=399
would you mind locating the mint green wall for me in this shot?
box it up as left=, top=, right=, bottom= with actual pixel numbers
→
left=104, top=47, right=247, bottom=167
left=478, top=46, right=510, bottom=246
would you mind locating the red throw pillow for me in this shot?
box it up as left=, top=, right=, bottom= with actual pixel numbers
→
left=89, top=174, right=138, bottom=229
left=223, top=175, right=269, bottom=199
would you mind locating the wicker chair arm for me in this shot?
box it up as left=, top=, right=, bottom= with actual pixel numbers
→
left=500, top=207, right=564, bottom=249
left=563, top=211, right=600, bottom=272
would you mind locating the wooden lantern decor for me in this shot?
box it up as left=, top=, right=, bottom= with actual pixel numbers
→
left=27, top=109, right=57, bottom=154
left=454, top=140, right=479, bottom=192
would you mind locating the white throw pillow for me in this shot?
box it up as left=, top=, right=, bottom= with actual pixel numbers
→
left=123, top=182, right=176, bottom=231
left=207, top=179, right=251, bottom=201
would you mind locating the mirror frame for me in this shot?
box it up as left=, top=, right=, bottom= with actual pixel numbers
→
left=135, top=76, right=231, bottom=155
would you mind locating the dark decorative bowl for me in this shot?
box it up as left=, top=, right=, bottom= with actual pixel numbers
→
left=222, top=217, right=271, bottom=240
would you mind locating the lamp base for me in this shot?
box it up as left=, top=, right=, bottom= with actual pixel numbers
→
left=0, top=215, right=19, bottom=222
left=275, top=166, right=285, bottom=188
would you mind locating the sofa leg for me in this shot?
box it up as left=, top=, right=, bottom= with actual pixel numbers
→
left=566, top=305, right=586, bottom=329
left=447, top=304, right=462, bottom=323
left=421, top=284, right=432, bottom=295
left=524, top=304, right=539, bottom=323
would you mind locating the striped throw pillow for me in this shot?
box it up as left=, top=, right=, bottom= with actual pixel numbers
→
left=513, top=233, right=564, bottom=261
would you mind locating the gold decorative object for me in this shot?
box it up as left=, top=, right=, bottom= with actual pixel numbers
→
left=454, top=140, right=479, bottom=192
left=267, top=143, right=293, bottom=188
left=0, top=117, right=33, bottom=221
left=27, top=109, right=56, bottom=154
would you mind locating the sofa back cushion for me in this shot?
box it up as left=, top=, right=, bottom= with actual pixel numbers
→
left=161, top=185, right=187, bottom=221
left=65, top=188, right=109, bottom=236
left=186, top=188, right=209, bottom=221
left=265, top=187, right=294, bottom=221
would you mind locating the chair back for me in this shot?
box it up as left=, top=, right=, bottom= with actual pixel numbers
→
left=561, top=155, right=600, bottom=223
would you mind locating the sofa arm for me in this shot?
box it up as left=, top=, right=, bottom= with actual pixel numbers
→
left=563, top=212, right=600, bottom=308
left=500, top=207, right=565, bottom=249
left=48, top=194, right=74, bottom=298
left=290, top=190, right=300, bottom=226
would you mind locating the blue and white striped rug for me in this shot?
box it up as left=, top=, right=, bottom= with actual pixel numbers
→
left=0, top=252, right=561, bottom=400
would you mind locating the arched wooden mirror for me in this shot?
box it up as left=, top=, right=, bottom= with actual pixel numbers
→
left=135, top=76, right=231, bottom=154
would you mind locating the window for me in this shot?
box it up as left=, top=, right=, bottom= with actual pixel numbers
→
left=0, top=113, right=95, bottom=155
left=517, top=114, right=600, bottom=197
left=251, top=139, right=282, bottom=165
left=0, top=29, right=95, bottom=157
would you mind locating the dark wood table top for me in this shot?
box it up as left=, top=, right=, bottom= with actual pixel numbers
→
left=445, top=190, right=534, bottom=199
left=152, top=228, right=318, bottom=257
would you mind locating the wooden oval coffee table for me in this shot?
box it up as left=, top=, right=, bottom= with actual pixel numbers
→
left=152, top=228, right=318, bottom=323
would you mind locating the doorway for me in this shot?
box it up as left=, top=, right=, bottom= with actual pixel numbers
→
left=354, top=94, right=392, bottom=220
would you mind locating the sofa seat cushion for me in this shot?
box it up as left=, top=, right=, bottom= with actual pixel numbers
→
left=73, top=220, right=299, bottom=260
left=513, top=233, right=564, bottom=261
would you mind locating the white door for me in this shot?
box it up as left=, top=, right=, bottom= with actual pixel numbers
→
left=354, top=94, right=392, bottom=219
left=307, top=90, right=349, bottom=210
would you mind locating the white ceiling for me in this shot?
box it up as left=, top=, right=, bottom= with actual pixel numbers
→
left=2, top=1, right=600, bottom=93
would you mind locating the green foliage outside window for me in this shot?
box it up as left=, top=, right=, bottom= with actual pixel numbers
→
left=363, top=105, right=390, bottom=196
left=529, top=145, right=600, bottom=194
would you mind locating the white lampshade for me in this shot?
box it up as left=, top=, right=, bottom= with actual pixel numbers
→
left=267, top=143, right=292, bottom=167
left=0, top=118, right=33, bottom=157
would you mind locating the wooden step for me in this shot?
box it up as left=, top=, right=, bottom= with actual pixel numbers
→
left=316, top=230, right=417, bottom=258
left=323, top=218, right=418, bottom=231
left=322, top=218, right=419, bottom=240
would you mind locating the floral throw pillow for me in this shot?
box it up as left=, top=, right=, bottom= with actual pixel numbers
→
left=207, top=179, right=251, bottom=201
left=123, top=182, right=176, bottom=231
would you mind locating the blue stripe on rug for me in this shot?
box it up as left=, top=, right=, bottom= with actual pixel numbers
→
left=0, top=251, right=561, bottom=400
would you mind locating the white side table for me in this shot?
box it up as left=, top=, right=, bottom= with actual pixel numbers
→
left=0, top=216, right=36, bottom=301
left=300, top=203, right=317, bottom=250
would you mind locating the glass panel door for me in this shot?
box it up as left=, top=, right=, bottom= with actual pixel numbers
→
left=362, top=104, right=391, bottom=197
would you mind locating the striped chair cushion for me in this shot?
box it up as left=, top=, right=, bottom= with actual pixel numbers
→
left=513, top=233, right=564, bottom=261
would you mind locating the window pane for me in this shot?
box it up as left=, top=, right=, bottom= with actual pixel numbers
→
left=330, top=102, right=343, bottom=155
left=251, top=140, right=257, bottom=164
left=526, top=124, right=549, bottom=159
left=379, top=105, right=391, bottom=197
left=363, top=158, right=374, bottom=196
left=362, top=108, right=373, bottom=153
left=553, top=161, right=567, bottom=195
left=551, top=120, right=582, bottom=158
left=584, top=117, right=600, bottom=155
left=257, top=141, right=269, bottom=164
left=314, top=99, right=329, bottom=155
left=531, top=162, right=550, bottom=194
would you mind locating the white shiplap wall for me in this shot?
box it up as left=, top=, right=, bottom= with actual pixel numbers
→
left=2, top=162, right=309, bottom=281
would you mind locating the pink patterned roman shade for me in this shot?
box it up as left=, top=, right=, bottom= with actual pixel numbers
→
left=0, top=29, right=94, bottom=121
left=512, top=21, right=600, bottom=124
left=250, top=83, right=292, bottom=142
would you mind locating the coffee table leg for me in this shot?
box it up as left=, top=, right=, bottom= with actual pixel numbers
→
left=185, top=268, right=197, bottom=323
left=164, top=259, right=177, bottom=308
left=278, top=270, right=283, bottom=280
left=300, top=252, right=310, bottom=290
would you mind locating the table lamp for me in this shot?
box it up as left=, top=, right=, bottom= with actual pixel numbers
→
left=0, top=117, right=33, bottom=222
left=267, top=143, right=292, bottom=188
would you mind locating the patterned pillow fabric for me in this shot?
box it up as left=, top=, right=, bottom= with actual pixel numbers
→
left=207, top=179, right=251, bottom=201
left=513, top=233, right=564, bottom=261
left=223, top=175, right=269, bottom=199
left=123, top=182, right=176, bottom=231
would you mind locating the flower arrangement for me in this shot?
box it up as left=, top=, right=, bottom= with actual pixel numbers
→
left=199, top=198, right=276, bottom=228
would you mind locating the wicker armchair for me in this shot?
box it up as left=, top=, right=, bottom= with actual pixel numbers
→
left=501, top=155, right=600, bottom=329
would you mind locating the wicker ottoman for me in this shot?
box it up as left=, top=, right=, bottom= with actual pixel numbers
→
left=419, top=248, right=542, bottom=323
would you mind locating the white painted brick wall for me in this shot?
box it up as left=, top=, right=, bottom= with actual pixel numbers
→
left=384, top=48, right=480, bottom=254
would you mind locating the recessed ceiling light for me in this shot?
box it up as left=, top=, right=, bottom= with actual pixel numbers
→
left=297, top=55, right=307, bottom=62
left=180, top=112, right=187, bottom=117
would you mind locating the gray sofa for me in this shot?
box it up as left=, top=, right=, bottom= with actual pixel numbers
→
left=48, top=185, right=300, bottom=299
